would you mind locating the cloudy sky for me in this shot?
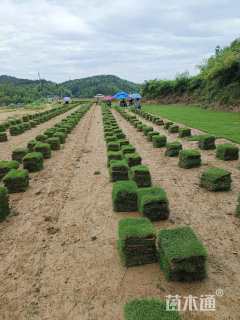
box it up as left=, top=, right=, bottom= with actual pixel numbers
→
left=0, top=0, right=239, bottom=83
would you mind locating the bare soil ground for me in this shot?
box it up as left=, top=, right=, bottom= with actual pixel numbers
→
left=0, top=105, right=239, bottom=320
left=0, top=105, right=52, bottom=123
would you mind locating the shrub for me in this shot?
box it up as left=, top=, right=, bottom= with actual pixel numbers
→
left=152, top=135, right=167, bottom=148
left=3, top=169, right=29, bottom=193
left=216, top=143, right=239, bottom=161
left=168, top=124, right=179, bottom=133
left=107, top=141, right=121, bottom=151
left=178, top=149, right=201, bottom=169
left=12, top=148, right=29, bottom=163
left=147, top=131, right=159, bottom=142
left=121, top=144, right=136, bottom=155
left=118, top=217, right=157, bottom=267
left=112, top=180, right=138, bottom=212
left=0, top=186, right=10, bottom=220
left=27, top=140, right=38, bottom=152
left=0, top=132, right=8, bottom=142
left=36, top=134, right=48, bottom=142
left=179, top=128, right=191, bottom=137
left=0, top=160, right=19, bottom=180
left=124, top=299, right=181, bottom=320
left=124, top=153, right=142, bottom=167
left=138, top=187, right=169, bottom=221
left=143, top=126, right=153, bottom=136
left=198, top=135, right=216, bottom=150
left=200, top=167, right=231, bottom=191
left=23, top=152, right=44, bottom=172
left=164, top=121, right=173, bottom=129
left=34, top=143, right=52, bottom=159
left=46, top=137, right=61, bottom=150
left=165, top=141, right=182, bottom=157
left=107, top=151, right=123, bottom=166
left=109, top=160, right=129, bottom=182
left=129, top=165, right=151, bottom=188
left=158, top=226, right=208, bottom=281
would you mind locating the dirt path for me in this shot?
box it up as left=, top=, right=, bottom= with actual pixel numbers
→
left=0, top=105, right=239, bottom=320
left=112, top=109, right=240, bottom=320
left=0, top=105, right=81, bottom=160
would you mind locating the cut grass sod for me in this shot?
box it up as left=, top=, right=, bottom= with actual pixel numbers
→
left=168, top=124, right=179, bottom=133
left=23, top=152, right=44, bottom=172
left=216, top=143, right=239, bottom=161
left=165, top=141, right=182, bottom=157
left=178, top=127, right=191, bottom=138
left=236, top=194, right=240, bottom=218
left=117, top=217, right=157, bottom=267
left=178, top=149, right=201, bottom=169
left=152, top=135, right=167, bottom=148
left=138, top=187, right=170, bottom=221
left=112, top=180, right=138, bottom=212
left=143, top=104, right=240, bottom=143
left=129, top=165, right=152, bottom=188
left=121, top=144, right=136, bottom=155
left=0, top=186, right=10, bottom=221
left=0, top=132, right=8, bottom=142
left=107, top=151, right=123, bottom=166
left=109, top=160, right=129, bottom=182
left=147, top=131, right=159, bottom=142
left=12, top=148, right=29, bottom=163
left=198, top=135, right=216, bottom=150
left=3, top=169, right=29, bottom=193
left=158, top=226, right=207, bottom=282
left=200, top=167, right=231, bottom=191
left=0, top=160, right=20, bottom=180
left=46, top=137, right=61, bottom=150
left=34, top=142, right=52, bottom=159
left=124, top=298, right=182, bottom=320
left=107, top=141, right=121, bottom=152
left=124, top=153, right=142, bottom=167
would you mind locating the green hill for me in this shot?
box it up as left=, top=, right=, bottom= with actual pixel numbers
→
left=0, top=74, right=141, bottom=106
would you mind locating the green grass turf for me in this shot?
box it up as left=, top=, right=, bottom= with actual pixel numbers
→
left=143, top=104, right=240, bottom=143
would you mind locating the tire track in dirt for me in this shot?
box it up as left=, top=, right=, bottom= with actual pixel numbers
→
left=112, top=109, right=240, bottom=320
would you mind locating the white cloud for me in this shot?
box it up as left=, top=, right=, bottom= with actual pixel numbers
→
left=0, top=0, right=239, bottom=82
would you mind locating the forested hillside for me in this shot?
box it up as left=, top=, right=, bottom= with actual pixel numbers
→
left=142, top=38, right=240, bottom=108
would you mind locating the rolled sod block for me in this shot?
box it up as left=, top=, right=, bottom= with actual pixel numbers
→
left=27, top=140, right=38, bottom=152
left=143, top=126, right=153, bottom=136
left=53, top=132, right=66, bottom=144
left=216, top=144, right=239, bottom=161
left=168, top=124, right=179, bottom=133
left=158, top=226, right=208, bottom=282
left=124, top=299, right=182, bottom=320
left=155, top=119, right=164, bottom=125
left=23, top=152, right=44, bottom=172
left=165, top=141, right=182, bottom=157
left=9, top=125, right=23, bottom=136
left=236, top=194, right=240, bottom=218
left=0, top=186, right=10, bottom=221
left=117, top=217, right=157, bottom=267
left=200, top=167, right=231, bottom=191
left=121, top=144, right=136, bottom=155
left=147, top=131, right=159, bottom=142
left=0, top=132, right=8, bottom=142
left=0, top=124, right=6, bottom=132
left=107, top=151, right=123, bottom=166
left=34, top=143, right=52, bottom=159
left=152, top=135, right=167, bottom=148
left=112, top=180, right=138, bottom=212
left=109, top=160, right=129, bottom=182
left=3, top=169, right=29, bottom=193
left=164, top=121, right=173, bottom=129
left=178, top=149, right=201, bottom=169
left=36, top=134, right=48, bottom=142
left=0, top=160, right=20, bottom=180
left=118, top=139, right=129, bottom=146
left=105, top=136, right=118, bottom=144
left=198, top=135, right=216, bottom=150
left=124, top=153, right=142, bottom=167
left=116, top=132, right=126, bottom=139
left=137, top=124, right=144, bottom=131
left=129, top=165, right=152, bottom=188
left=107, top=141, right=121, bottom=151
left=179, top=127, right=191, bottom=138
left=138, top=187, right=170, bottom=221
left=12, top=148, right=29, bottom=163
left=46, top=137, right=61, bottom=150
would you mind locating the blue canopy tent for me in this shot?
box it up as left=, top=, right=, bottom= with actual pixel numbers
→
left=113, top=91, right=129, bottom=100
left=130, top=93, right=142, bottom=99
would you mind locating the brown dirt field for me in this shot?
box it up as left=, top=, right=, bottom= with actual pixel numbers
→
left=0, top=105, right=239, bottom=320
left=0, top=106, right=80, bottom=160
left=0, top=105, right=52, bottom=123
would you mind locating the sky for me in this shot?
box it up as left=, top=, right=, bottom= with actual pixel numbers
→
left=0, top=0, right=240, bottom=83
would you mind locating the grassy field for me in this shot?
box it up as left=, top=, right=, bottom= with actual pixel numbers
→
left=143, top=104, right=240, bottom=143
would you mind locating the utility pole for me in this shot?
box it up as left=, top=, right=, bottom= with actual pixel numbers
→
left=38, top=72, right=43, bottom=98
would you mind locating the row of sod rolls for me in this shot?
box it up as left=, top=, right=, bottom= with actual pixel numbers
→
left=0, top=104, right=90, bottom=221
left=0, top=101, right=81, bottom=141
left=122, top=107, right=233, bottom=192
left=131, top=107, right=240, bottom=160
